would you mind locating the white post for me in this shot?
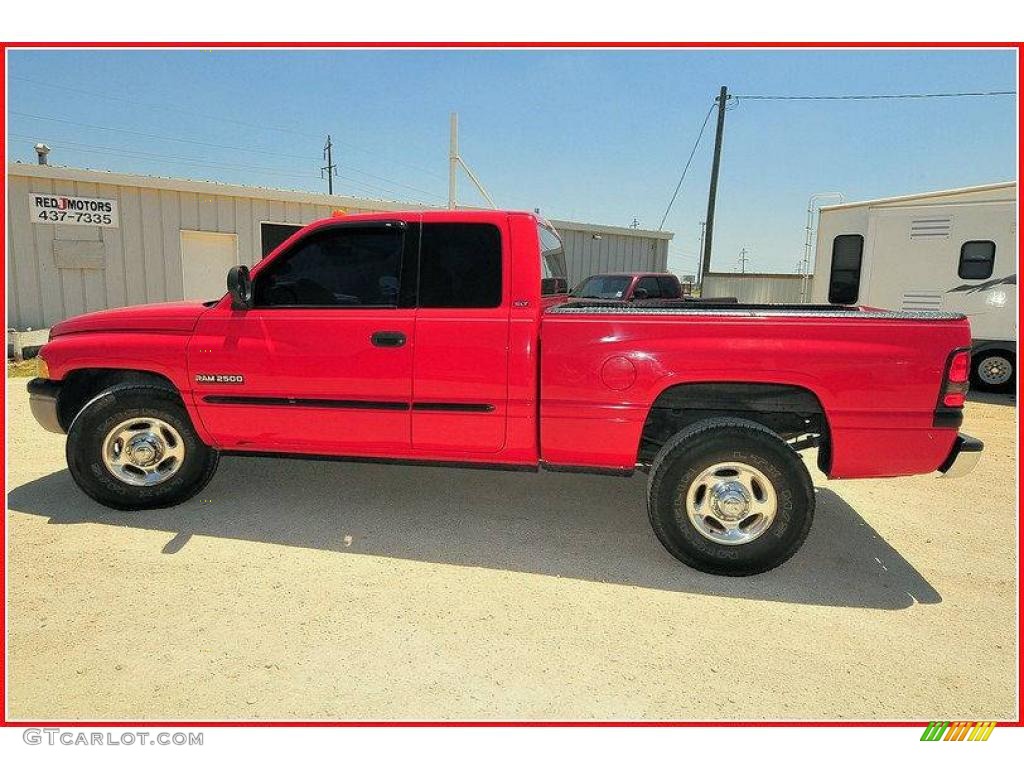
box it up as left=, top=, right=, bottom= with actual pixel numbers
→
left=448, top=112, right=458, bottom=210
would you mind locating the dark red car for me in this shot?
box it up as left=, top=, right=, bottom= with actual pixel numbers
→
left=571, top=272, right=684, bottom=302
left=29, top=210, right=981, bottom=575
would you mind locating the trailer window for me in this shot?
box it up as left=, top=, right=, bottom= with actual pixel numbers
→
left=958, top=241, right=996, bottom=280
left=828, top=234, right=864, bottom=305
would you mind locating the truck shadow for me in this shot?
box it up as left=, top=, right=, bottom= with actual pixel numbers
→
left=7, top=457, right=941, bottom=610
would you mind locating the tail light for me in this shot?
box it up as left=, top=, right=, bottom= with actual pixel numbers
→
left=939, top=349, right=971, bottom=410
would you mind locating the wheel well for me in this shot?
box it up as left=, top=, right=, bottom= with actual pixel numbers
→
left=638, top=382, right=832, bottom=472
left=56, top=368, right=180, bottom=431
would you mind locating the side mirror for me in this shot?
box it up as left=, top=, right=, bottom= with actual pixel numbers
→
left=227, top=265, right=252, bottom=310
left=632, top=287, right=649, bottom=300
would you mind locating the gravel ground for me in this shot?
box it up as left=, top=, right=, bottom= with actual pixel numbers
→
left=5, top=379, right=1018, bottom=721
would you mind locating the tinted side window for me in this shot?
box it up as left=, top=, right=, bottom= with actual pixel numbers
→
left=828, top=234, right=864, bottom=305
left=254, top=225, right=403, bottom=307
left=657, top=276, right=680, bottom=298
left=635, top=276, right=662, bottom=298
left=260, top=222, right=302, bottom=258
left=958, top=240, right=996, bottom=280
left=418, top=223, right=501, bottom=308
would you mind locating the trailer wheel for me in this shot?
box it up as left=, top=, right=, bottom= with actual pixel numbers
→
left=66, top=385, right=220, bottom=510
left=972, top=351, right=1015, bottom=393
left=647, top=418, right=814, bottom=576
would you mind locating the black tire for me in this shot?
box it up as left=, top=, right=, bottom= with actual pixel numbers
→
left=971, top=350, right=1015, bottom=394
left=66, top=385, right=220, bottom=511
left=647, top=418, right=814, bottom=576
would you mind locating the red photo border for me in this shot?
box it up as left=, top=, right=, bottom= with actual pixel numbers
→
left=1, top=39, right=1020, bottom=729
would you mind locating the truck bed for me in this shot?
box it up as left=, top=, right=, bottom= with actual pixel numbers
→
left=539, top=302, right=971, bottom=478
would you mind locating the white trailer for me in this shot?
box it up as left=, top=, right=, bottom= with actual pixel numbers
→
left=812, top=182, right=1017, bottom=391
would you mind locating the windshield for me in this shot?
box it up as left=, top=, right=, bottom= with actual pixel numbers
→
left=572, top=275, right=632, bottom=299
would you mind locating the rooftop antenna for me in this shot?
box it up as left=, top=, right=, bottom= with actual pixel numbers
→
left=448, top=112, right=496, bottom=209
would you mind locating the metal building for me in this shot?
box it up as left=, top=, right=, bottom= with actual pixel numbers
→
left=6, top=164, right=673, bottom=331
left=701, top=272, right=806, bottom=304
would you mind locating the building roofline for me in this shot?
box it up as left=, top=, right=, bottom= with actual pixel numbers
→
left=9, top=162, right=674, bottom=241
left=546, top=218, right=673, bottom=240
left=820, top=181, right=1016, bottom=211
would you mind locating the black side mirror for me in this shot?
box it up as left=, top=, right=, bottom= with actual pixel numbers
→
left=227, top=265, right=252, bottom=310
left=632, top=287, right=649, bottom=300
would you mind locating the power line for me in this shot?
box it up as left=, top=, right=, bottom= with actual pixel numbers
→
left=9, top=111, right=446, bottom=201
left=10, top=75, right=448, bottom=180
left=733, top=90, right=1015, bottom=101
left=6, top=132, right=442, bottom=203
left=658, top=102, right=716, bottom=231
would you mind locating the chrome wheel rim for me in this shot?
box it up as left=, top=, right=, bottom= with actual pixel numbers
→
left=685, top=462, right=778, bottom=546
left=102, top=417, right=185, bottom=486
left=978, top=355, right=1012, bottom=386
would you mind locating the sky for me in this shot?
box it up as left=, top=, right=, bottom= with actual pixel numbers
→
left=6, top=48, right=1017, bottom=275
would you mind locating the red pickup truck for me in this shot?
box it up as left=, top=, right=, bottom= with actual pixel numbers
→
left=28, top=210, right=982, bottom=576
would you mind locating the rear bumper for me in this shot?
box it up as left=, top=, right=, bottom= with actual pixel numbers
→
left=27, top=377, right=65, bottom=434
left=938, top=433, right=984, bottom=479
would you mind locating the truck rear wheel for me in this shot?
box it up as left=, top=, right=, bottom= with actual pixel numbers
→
left=66, top=385, right=219, bottom=510
left=647, top=418, right=814, bottom=576
left=972, top=350, right=1014, bottom=393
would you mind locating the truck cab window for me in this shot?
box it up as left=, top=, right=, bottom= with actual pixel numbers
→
left=418, top=223, right=502, bottom=308
left=828, top=234, right=864, bottom=305
left=254, top=225, right=403, bottom=307
left=657, top=276, right=680, bottom=298
left=635, top=276, right=663, bottom=299
left=538, top=223, right=568, bottom=296
left=958, top=240, right=996, bottom=280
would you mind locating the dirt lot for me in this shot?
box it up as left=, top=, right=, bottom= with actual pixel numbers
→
left=5, top=378, right=1018, bottom=721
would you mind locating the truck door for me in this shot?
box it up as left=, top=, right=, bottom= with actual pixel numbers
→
left=410, top=220, right=509, bottom=453
left=188, top=220, right=415, bottom=455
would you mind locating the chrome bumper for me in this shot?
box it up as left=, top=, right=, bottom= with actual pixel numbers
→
left=938, top=434, right=984, bottom=479
left=27, top=377, right=65, bottom=434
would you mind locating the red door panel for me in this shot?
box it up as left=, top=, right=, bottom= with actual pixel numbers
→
left=411, top=312, right=509, bottom=452
left=189, top=308, right=414, bottom=454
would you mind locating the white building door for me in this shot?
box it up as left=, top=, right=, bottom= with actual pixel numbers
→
left=180, top=231, right=238, bottom=301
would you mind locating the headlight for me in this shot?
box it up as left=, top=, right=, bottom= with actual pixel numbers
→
left=37, top=357, right=50, bottom=379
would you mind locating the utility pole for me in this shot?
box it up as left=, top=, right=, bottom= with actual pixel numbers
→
left=321, top=135, right=337, bottom=195
left=697, top=220, right=706, bottom=284
left=701, top=86, right=729, bottom=280
left=447, top=111, right=497, bottom=210
left=448, top=113, right=458, bottom=209
left=738, top=247, right=749, bottom=274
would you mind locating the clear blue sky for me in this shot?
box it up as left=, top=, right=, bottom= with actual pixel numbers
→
left=7, top=49, right=1017, bottom=274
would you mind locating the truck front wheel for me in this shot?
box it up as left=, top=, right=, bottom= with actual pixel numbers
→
left=647, top=418, right=814, bottom=576
left=66, top=385, right=220, bottom=510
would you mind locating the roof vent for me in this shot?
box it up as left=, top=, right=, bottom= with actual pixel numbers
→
left=910, top=216, right=952, bottom=239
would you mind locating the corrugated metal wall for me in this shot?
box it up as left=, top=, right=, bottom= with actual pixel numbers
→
left=548, top=221, right=670, bottom=287
left=701, top=272, right=810, bottom=304
left=8, top=172, right=349, bottom=330
left=7, top=169, right=672, bottom=330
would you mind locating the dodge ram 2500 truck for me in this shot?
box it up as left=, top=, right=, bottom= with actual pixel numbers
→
left=28, top=210, right=983, bottom=576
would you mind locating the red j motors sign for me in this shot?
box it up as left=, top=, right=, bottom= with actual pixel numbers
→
left=29, top=193, right=119, bottom=228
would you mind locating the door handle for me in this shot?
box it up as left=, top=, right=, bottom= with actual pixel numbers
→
left=371, top=331, right=406, bottom=348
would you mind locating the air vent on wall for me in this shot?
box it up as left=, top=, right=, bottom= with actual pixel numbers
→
left=909, top=216, right=952, bottom=239
left=901, top=290, right=944, bottom=311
